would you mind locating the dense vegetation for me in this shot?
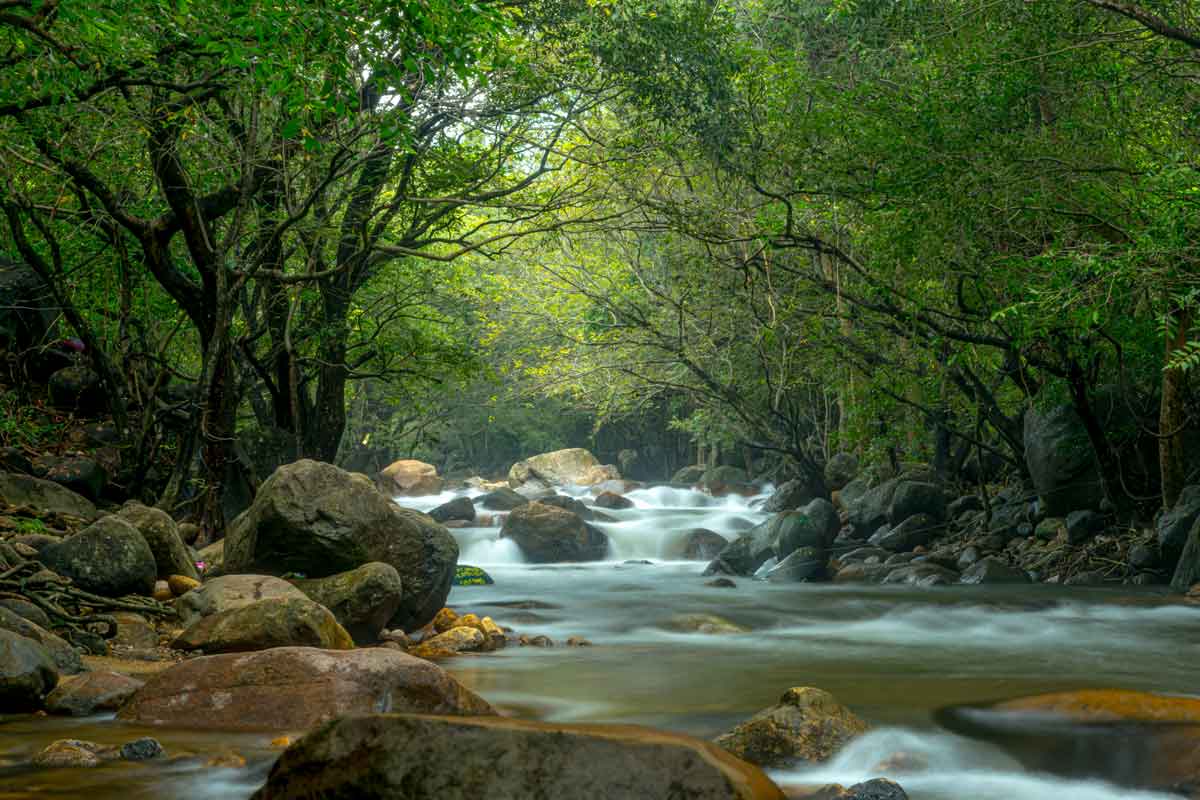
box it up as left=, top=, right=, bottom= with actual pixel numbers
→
left=2, top=0, right=1199, bottom=533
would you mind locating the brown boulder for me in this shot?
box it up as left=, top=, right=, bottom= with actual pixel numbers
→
left=379, top=459, right=443, bottom=496
left=714, top=687, right=868, bottom=768
left=253, top=714, right=786, bottom=799
left=44, top=670, right=144, bottom=716
left=116, top=646, right=493, bottom=730
left=174, top=573, right=307, bottom=626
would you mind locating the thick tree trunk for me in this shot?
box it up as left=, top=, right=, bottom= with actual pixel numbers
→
left=1161, top=306, right=1192, bottom=509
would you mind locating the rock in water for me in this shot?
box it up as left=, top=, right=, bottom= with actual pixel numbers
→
left=428, top=495, right=475, bottom=523
left=41, top=516, right=156, bottom=597
left=117, top=502, right=199, bottom=580
left=173, top=597, right=354, bottom=653
left=116, top=646, right=494, bottom=730
left=508, top=448, right=619, bottom=489
left=478, top=487, right=528, bottom=510
left=500, top=501, right=608, bottom=562
left=453, top=565, right=495, bottom=585
left=678, top=529, right=729, bottom=560
left=292, top=562, right=403, bottom=644
left=0, top=629, right=58, bottom=711
left=252, top=714, right=787, bottom=800
left=223, top=459, right=457, bottom=631
left=714, top=687, right=868, bottom=768
left=378, top=459, right=443, bottom=496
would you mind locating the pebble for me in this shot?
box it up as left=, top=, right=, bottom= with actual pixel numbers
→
left=168, top=574, right=201, bottom=596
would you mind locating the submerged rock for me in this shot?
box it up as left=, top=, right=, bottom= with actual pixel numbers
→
left=252, top=714, right=786, bottom=800
left=117, top=646, right=494, bottom=730
left=714, top=687, right=868, bottom=768
left=661, top=614, right=748, bottom=635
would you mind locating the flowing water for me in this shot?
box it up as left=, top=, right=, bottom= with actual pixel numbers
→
left=2, top=484, right=1197, bottom=798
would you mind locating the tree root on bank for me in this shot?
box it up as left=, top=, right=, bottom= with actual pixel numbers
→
left=0, top=554, right=173, bottom=655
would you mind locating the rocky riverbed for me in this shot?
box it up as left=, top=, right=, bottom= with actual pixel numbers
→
left=2, top=451, right=1200, bottom=798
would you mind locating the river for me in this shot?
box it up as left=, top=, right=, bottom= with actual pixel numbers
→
left=2, top=484, right=1195, bottom=798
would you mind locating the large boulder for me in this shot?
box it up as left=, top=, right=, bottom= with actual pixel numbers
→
left=704, top=520, right=777, bottom=576
left=0, top=606, right=83, bottom=675
left=1157, top=485, right=1200, bottom=569
left=1171, top=515, right=1200, bottom=592
left=0, top=473, right=97, bottom=520
left=253, top=714, right=787, bottom=800
left=773, top=510, right=833, bottom=560
left=174, top=573, right=306, bottom=626
left=888, top=481, right=945, bottom=525
left=871, top=513, right=938, bottom=553
left=173, top=597, right=354, bottom=654
left=378, top=459, right=443, bottom=497
left=824, top=453, right=859, bottom=491
left=41, top=516, right=156, bottom=597
left=116, top=646, right=494, bottom=730
left=292, top=562, right=403, bottom=644
left=0, top=629, right=58, bottom=711
left=763, top=479, right=818, bottom=513
left=44, top=670, right=144, bottom=716
left=700, top=465, right=750, bottom=491
left=763, top=547, right=825, bottom=582
left=508, top=448, right=619, bottom=488
left=959, top=556, right=1030, bottom=585
left=672, top=465, right=707, bottom=484
left=714, top=687, right=868, bottom=768
left=845, top=478, right=902, bottom=539
left=223, top=460, right=458, bottom=631
left=0, top=258, right=53, bottom=354
left=117, top=502, right=198, bottom=580
left=676, top=529, right=729, bottom=560
left=500, top=501, right=609, bottom=562
left=1023, top=404, right=1104, bottom=516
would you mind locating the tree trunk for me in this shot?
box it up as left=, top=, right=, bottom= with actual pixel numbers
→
left=1066, top=361, right=1124, bottom=510
left=1161, top=305, right=1192, bottom=509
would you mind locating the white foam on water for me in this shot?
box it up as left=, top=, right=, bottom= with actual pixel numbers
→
left=775, top=728, right=1178, bottom=800
left=391, top=487, right=483, bottom=513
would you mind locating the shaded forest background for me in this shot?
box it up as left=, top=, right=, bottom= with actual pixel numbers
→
left=2, top=0, right=1200, bottom=536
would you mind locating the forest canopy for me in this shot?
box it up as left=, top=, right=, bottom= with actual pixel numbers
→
left=2, top=0, right=1200, bottom=531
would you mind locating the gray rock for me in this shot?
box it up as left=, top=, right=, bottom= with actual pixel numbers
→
left=1171, top=515, right=1200, bottom=591
left=224, top=460, right=458, bottom=631
left=478, top=487, right=529, bottom=511
left=41, top=516, right=156, bottom=597
left=1129, top=543, right=1158, bottom=570
left=960, top=556, right=1030, bottom=585
left=882, top=563, right=959, bottom=587
left=763, top=479, right=817, bottom=513
left=593, top=491, right=633, bottom=510
left=703, top=519, right=777, bottom=576
left=293, top=562, right=403, bottom=645
left=699, top=465, right=749, bottom=489
left=846, top=478, right=903, bottom=539
left=0, top=472, right=97, bottom=520
left=1157, top=485, right=1200, bottom=568
left=801, top=498, right=841, bottom=544
left=0, top=606, right=83, bottom=674
left=499, top=501, right=608, bottom=563
left=0, top=598, right=50, bottom=628
left=764, top=547, right=825, bottom=582
left=671, top=465, right=707, bottom=484
left=117, top=502, right=198, bottom=580
left=844, top=778, right=909, bottom=800
left=34, top=455, right=107, bottom=503
left=948, top=495, right=984, bottom=518
left=888, top=481, right=945, bottom=526
left=676, top=529, right=728, bottom=560
left=428, top=496, right=475, bottom=524
left=48, top=365, right=105, bottom=413
left=0, top=629, right=57, bottom=711
left=1066, top=510, right=1104, bottom=544
left=956, top=546, right=981, bottom=571
left=773, top=511, right=831, bottom=560
left=1024, top=404, right=1104, bottom=516
left=824, top=453, right=859, bottom=490
left=873, top=513, right=939, bottom=553
left=173, top=596, right=353, bottom=653
left=175, top=574, right=306, bottom=627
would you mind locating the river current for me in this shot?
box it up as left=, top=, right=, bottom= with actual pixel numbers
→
left=1, top=484, right=1195, bottom=798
